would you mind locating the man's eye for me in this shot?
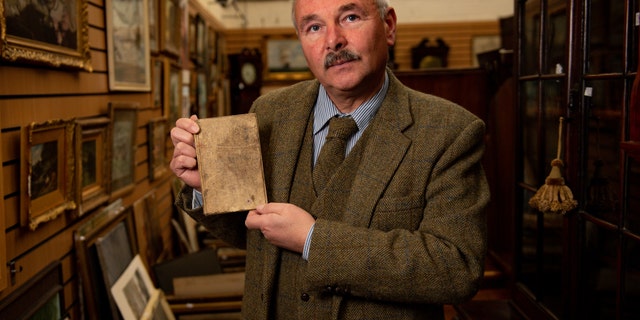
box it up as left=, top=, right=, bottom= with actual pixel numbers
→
left=345, top=14, right=359, bottom=22
left=308, top=25, right=321, bottom=32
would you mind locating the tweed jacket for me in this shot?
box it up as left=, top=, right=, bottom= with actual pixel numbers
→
left=177, top=71, right=489, bottom=320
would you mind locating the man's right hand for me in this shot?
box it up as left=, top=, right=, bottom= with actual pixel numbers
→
left=170, top=115, right=202, bottom=192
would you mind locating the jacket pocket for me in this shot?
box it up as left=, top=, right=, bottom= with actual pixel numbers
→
left=371, top=194, right=424, bottom=231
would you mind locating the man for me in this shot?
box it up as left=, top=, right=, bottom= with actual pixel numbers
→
left=170, top=0, right=489, bottom=318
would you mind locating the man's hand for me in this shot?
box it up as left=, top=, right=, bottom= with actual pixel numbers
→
left=170, top=115, right=202, bottom=191
left=245, top=203, right=316, bottom=253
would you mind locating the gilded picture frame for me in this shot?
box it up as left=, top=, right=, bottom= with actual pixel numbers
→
left=264, top=37, right=312, bottom=80
left=21, top=119, right=76, bottom=230
left=148, top=117, right=167, bottom=181
left=75, top=116, right=111, bottom=216
left=106, top=0, right=151, bottom=91
left=109, top=102, right=138, bottom=199
left=0, top=0, right=92, bottom=71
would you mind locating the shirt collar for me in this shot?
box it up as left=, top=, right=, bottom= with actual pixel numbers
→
left=313, top=72, right=389, bottom=135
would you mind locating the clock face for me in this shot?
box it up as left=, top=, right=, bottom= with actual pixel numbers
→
left=241, top=62, right=257, bottom=85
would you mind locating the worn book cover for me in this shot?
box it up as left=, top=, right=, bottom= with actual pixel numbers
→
left=194, top=114, right=267, bottom=215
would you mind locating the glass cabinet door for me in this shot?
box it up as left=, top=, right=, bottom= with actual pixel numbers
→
left=515, top=0, right=640, bottom=318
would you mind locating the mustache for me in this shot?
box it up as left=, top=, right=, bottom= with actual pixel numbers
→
left=324, top=50, right=360, bottom=68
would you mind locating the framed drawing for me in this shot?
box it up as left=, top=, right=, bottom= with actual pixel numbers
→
left=21, top=119, right=76, bottom=230
left=75, top=117, right=111, bottom=216
left=109, top=102, right=138, bottom=199
left=106, top=0, right=151, bottom=91
left=141, top=289, right=174, bottom=320
left=264, top=37, right=312, bottom=80
left=148, top=117, right=167, bottom=181
left=0, top=261, right=66, bottom=319
left=133, top=190, right=165, bottom=267
left=160, top=0, right=181, bottom=57
left=74, top=200, right=133, bottom=319
left=111, top=255, right=156, bottom=320
left=1, top=0, right=92, bottom=70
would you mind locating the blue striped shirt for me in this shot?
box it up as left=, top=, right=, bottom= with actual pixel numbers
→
left=312, top=73, right=389, bottom=165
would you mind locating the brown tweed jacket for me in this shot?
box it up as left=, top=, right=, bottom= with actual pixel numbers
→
left=177, top=71, right=489, bottom=319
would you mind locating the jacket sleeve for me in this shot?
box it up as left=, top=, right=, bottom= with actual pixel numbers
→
left=304, top=118, right=489, bottom=305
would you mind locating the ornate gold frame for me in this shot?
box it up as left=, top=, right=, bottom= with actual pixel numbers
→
left=21, top=119, right=77, bottom=230
left=0, top=0, right=92, bottom=71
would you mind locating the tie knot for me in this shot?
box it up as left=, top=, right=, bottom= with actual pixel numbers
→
left=327, top=116, right=358, bottom=140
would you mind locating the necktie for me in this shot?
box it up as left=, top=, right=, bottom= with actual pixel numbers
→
left=313, top=116, right=359, bottom=192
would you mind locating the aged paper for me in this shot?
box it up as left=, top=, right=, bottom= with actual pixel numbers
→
left=194, top=114, right=267, bottom=215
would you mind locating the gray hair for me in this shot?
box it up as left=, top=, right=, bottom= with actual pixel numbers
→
left=291, top=0, right=391, bottom=31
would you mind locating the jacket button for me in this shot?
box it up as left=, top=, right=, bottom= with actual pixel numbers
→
left=301, top=292, right=310, bottom=302
left=320, top=286, right=333, bottom=297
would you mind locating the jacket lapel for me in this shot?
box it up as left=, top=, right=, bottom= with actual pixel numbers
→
left=344, top=74, right=414, bottom=227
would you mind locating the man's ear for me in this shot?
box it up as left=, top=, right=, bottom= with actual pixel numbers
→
left=384, top=7, right=398, bottom=46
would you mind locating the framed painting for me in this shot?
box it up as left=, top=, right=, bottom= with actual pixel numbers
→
left=152, top=56, right=166, bottom=110
left=109, top=102, right=138, bottom=199
left=111, top=255, right=156, bottom=320
left=74, top=199, right=133, bottom=319
left=106, top=0, right=151, bottom=91
left=21, top=119, right=76, bottom=230
left=75, top=117, right=111, bottom=217
left=0, top=261, right=66, bottom=319
left=148, top=117, right=167, bottom=181
left=160, top=0, right=181, bottom=57
left=0, top=0, right=92, bottom=70
left=264, top=37, right=312, bottom=80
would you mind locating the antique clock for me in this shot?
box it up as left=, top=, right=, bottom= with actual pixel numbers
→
left=229, top=48, right=263, bottom=114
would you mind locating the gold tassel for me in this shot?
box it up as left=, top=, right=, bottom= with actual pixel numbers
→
left=528, top=117, right=578, bottom=214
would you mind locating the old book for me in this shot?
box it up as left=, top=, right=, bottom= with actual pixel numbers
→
left=194, top=114, right=267, bottom=215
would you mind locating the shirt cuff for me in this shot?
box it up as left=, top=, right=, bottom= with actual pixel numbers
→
left=192, top=189, right=203, bottom=209
left=302, top=223, right=315, bottom=261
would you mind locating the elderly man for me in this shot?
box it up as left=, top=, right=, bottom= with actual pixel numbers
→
left=170, top=0, right=489, bottom=318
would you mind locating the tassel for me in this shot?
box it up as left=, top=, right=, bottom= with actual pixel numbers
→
left=528, top=117, right=578, bottom=214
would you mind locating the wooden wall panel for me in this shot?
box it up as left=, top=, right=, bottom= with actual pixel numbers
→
left=222, top=21, right=501, bottom=71
left=0, top=0, right=186, bottom=315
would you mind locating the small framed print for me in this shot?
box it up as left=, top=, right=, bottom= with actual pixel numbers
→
left=75, top=117, right=111, bottom=216
left=110, top=255, right=156, bottom=320
left=21, top=119, right=76, bottom=230
left=148, top=117, right=167, bottom=181
left=109, top=102, right=139, bottom=199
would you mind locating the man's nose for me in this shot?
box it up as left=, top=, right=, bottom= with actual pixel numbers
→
left=325, top=25, right=347, bottom=51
